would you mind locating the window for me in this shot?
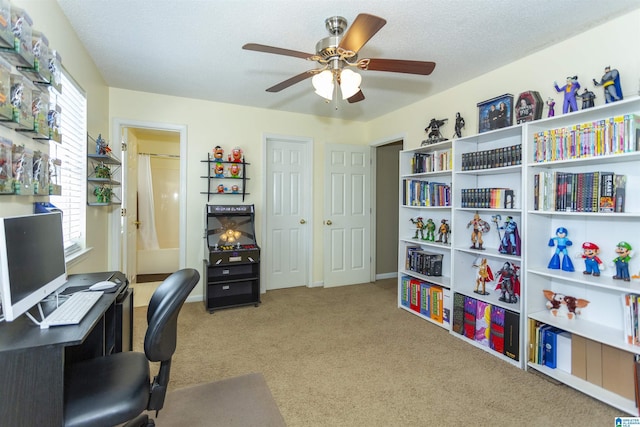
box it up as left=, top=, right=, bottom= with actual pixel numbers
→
left=49, top=71, right=87, bottom=257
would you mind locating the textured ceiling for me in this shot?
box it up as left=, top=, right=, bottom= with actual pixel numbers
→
left=55, top=0, right=640, bottom=122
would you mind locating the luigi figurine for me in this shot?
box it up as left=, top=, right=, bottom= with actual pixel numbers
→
left=613, top=241, right=633, bottom=281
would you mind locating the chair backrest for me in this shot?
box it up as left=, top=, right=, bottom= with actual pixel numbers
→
left=145, top=268, right=199, bottom=362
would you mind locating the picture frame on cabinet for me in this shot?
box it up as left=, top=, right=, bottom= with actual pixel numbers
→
left=477, top=93, right=513, bottom=133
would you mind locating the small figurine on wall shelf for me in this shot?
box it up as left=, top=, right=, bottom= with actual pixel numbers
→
left=492, top=215, right=521, bottom=256
left=409, top=216, right=426, bottom=240
left=424, top=218, right=436, bottom=241
left=546, top=97, right=555, bottom=117
left=577, top=242, right=604, bottom=276
left=467, top=212, right=490, bottom=250
left=577, top=87, right=596, bottom=109
left=495, top=262, right=520, bottom=304
left=473, top=257, right=493, bottom=295
left=228, top=147, right=243, bottom=162
left=229, top=163, right=241, bottom=177
left=214, top=162, right=225, bottom=177
left=548, top=227, right=574, bottom=271
left=231, top=184, right=240, bottom=194
left=554, top=75, right=580, bottom=114
left=612, top=241, right=633, bottom=281
left=593, top=65, right=622, bottom=103
left=216, top=184, right=226, bottom=193
left=453, top=112, right=465, bottom=138
left=95, top=134, right=111, bottom=155
left=543, top=290, right=589, bottom=319
left=422, top=117, right=448, bottom=145
left=435, top=219, right=450, bottom=244
left=213, top=145, right=224, bottom=161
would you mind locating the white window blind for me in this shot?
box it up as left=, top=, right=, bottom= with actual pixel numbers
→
left=49, top=71, right=87, bottom=256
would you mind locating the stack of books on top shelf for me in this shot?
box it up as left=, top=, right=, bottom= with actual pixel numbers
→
left=532, top=114, right=640, bottom=163
left=533, top=170, right=626, bottom=212
left=411, top=150, right=452, bottom=173
left=461, top=143, right=522, bottom=171
left=460, top=188, right=514, bottom=209
left=402, top=179, right=451, bottom=207
left=400, top=275, right=449, bottom=325
left=452, top=293, right=519, bottom=361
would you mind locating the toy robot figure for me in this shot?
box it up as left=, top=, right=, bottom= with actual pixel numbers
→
left=435, top=219, right=450, bottom=244
left=495, top=262, right=520, bottom=304
left=612, top=241, right=633, bottom=282
left=593, top=66, right=623, bottom=103
left=425, top=218, right=436, bottom=241
left=467, top=212, right=490, bottom=250
left=577, top=88, right=596, bottom=109
left=578, top=242, right=604, bottom=276
left=453, top=112, right=465, bottom=138
left=473, top=257, right=493, bottom=295
left=493, top=215, right=521, bottom=256
left=423, top=117, right=448, bottom=145
left=548, top=227, right=574, bottom=271
left=409, top=217, right=425, bottom=240
left=554, top=76, right=580, bottom=114
left=546, top=97, right=555, bottom=117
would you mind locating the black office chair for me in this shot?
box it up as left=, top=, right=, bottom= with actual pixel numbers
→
left=63, top=268, right=200, bottom=427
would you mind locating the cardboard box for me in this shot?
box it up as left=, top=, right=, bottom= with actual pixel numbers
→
left=585, top=339, right=602, bottom=386
left=602, top=344, right=635, bottom=401
left=571, top=334, right=587, bottom=380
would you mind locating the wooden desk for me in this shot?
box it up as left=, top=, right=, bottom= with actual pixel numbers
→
left=0, top=271, right=131, bottom=427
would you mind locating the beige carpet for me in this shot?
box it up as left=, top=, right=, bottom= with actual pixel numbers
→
left=151, top=373, right=286, bottom=427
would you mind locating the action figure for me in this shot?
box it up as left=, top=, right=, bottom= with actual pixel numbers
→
left=548, top=227, right=574, bottom=271
left=495, top=262, right=520, bottom=304
left=95, top=134, right=111, bottom=155
left=593, top=66, right=623, bottom=103
left=473, top=257, right=493, bottom=295
left=423, top=118, right=448, bottom=145
left=492, top=215, right=521, bottom=256
left=467, top=212, right=490, bottom=250
left=546, top=97, right=555, bottom=117
left=612, top=241, right=633, bottom=282
left=424, top=218, right=436, bottom=241
left=577, top=88, right=596, bottom=109
left=435, top=219, right=450, bottom=244
left=554, top=76, right=580, bottom=114
left=578, top=242, right=604, bottom=276
left=453, top=112, right=465, bottom=138
left=409, top=217, right=425, bottom=240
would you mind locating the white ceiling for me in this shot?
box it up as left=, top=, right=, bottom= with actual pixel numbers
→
left=55, top=0, right=640, bottom=122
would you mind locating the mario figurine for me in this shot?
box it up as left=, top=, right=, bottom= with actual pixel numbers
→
left=613, top=241, right=633, bottom=282
left=578, top=242, right=604, bottom=276
left=548, top=227, right=574, bottom=271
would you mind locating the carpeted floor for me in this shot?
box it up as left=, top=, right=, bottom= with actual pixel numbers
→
left=133, top=278, right=623, bottom=426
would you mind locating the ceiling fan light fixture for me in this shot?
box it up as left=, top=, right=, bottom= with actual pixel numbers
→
left=339, top=68, right=361, bottom=100
left=312, top=69, right=334, bottom=100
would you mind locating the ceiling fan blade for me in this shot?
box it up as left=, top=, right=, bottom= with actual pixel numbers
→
left=338, top=14, right=386, bottom=54
left=242, top=43, right=314, bottom=59
left=266, top=70, right=316, bottom=92
left=347, top=90, right=365, bottom=103
left=363, top=58, right=436, bottom=75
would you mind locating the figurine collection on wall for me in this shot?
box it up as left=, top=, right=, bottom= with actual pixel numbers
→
left=208, top=145, right=245, bottom=194
left=0, top=0, right=64, bottom=197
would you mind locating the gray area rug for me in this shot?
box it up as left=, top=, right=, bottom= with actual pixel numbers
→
left=151, top=373, right=286, bottom=426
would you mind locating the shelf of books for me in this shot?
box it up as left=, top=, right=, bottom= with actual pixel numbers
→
left=398, top=141, right=453, bottom=329
left=524, top=97, right=640, bottom=415
left=450, top=125, right=525, bottom=368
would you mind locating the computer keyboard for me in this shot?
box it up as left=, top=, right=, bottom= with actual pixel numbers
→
left=40, top=291, right=104, bottom=329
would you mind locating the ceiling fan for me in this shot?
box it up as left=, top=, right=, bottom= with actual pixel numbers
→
left=242, top=13, right=436, bottom=103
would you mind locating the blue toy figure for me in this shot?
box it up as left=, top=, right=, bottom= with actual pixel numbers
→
left=592, top=66, right=623, bottom=104
left=612, top=241, right=633, bottom=282
left=578, top=242, right=604, bottom=276
left=548, top=227, right=574, bottom=271
left=554, top=76, right=580, bottom=114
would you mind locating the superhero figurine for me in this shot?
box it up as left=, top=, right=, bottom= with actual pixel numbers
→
left=612, top=241, right=633, bottom=282
left=577, top=88, right=596, bottom=109
left=453, top=112, right=465, bottom=138
left=424, top=218, right=436, bottom=241
left=467, top=212, right=490, bottom=250
left=554, top=75, right=581, bottom=114
left=548, top=227, right=574, bottom=271
left=435, top=219, right=450, bottom=244
left=473, top=257, right=493, bottom=295
left=593, top=66, right=623, bottom=104
left=409, top=217, right=425, bottom=240
left=495, top=262, right=520, bottom=304
left=578, top=242, right=604, bottom=276
left=493, top=215, right=521, bottom=256
left=546, top=97, right=555, bottom=117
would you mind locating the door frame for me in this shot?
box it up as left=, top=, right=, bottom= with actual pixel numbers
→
left=108, top=118, right=188, bottom=279
left=262, top=133, right=314, bottom=291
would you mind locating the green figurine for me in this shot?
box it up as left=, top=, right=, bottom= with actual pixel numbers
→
left=425, top=218, right=436, bottom=241
left=613, top=241, right=633, bottom=282
left=409, top=217, right=425, bottom=240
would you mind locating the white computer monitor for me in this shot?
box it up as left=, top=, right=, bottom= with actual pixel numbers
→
left=0, top=212, right=67, bottom=322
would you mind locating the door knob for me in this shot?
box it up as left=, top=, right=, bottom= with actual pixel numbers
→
left=326, top=220, right=332, bottom=225
left=300, top=219, right=306, bottom=224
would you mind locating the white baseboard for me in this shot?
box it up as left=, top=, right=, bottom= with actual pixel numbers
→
left=376, top=272, right=398, bottom=280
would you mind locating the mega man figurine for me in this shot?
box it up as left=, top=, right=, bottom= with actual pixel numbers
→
left=548, top=227, right=574, bottom=271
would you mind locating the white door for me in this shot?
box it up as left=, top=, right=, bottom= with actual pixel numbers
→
left=264, top=137, right=312, bottom=290
left=121, top=128, right=138, bottom=284
left=323, top=143, right=371, bottom=287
